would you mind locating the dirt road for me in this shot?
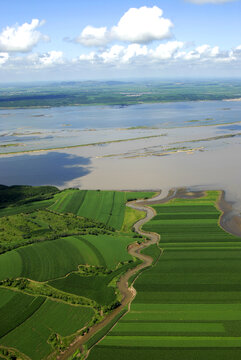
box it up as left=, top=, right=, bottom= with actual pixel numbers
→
left=57, top=193, right=162, bottom=360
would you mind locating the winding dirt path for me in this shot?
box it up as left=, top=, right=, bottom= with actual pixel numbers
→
left=56, top=192, right=164, bottom=360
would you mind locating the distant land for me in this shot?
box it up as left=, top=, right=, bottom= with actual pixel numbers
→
left=1, top=80, right=241, bottom=108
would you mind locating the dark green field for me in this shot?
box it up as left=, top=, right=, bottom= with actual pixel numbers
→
left=89, top=191, right=241, bottom=360
left=0, top=185, right=153, bottom=359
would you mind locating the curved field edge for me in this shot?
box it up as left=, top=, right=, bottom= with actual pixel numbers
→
left=88, top=190, right=241, bottom=360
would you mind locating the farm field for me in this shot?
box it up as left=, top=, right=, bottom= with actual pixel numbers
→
left=0, top=185, right=153, bottom=359
left=49, top=189, right=155, bottom=230
left=89, top=191, right=241, bottom=360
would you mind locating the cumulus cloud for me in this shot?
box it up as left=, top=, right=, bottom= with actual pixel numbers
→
left=76, top=6, right=173, bottom=46
left=0, top=52, right=9, bottom=65
left=38, top=51, right=64, bottom=67
left=150, top=41, right=184, bottom=60
left=76, top=26, right=109, bottom=47
left=0, top=50, right=64, bottom=70
left=98, top=44, right=148, bottom=64
left=177, top=44, right=235, bottom=62
left=0, top=19, right=48, bottom=53
left=111, top=6, right=173, bottom=44
left=187, top=0, right=236, bottom=4
left=76, top=41, right=240, bottom=66
left=1, top=42, right=241, bottom=74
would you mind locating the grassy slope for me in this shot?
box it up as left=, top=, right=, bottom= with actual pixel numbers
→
left=89, top=191, right=241, bottom=360
left=121, top=206, right=146, bottom=232
left=49, top=190, right=155, bottom=230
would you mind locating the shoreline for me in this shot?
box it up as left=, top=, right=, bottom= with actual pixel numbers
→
left=0, top=97, right=240, bottom=111
left=219, top=191, right=241, bottom=238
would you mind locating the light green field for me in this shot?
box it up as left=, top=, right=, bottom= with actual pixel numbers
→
left=121, top=206, right=146, bottom=232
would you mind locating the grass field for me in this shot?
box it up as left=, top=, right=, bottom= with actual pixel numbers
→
left=89, top=191, right=241, bottom=360
left=0, top=185, right=151, bottom=359
left=49, top=190, right=155, bottom=230
left=121, top=206, right=146, bottom=232
left=0, top=234, right=135, bottom=282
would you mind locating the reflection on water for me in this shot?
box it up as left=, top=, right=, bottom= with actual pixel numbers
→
left=0, top=152, right=91, bottom=186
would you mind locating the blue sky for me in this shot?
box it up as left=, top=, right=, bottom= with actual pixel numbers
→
left=0, top=0, right=241, bottom=81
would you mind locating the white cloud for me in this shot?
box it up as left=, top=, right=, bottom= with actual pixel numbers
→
left=38, top=51, right=64, bottom=67
left=1, top=50, right=64, bottom=70
left=177, top=44, right=235, bottom=62
left=98, top=44, right=148, bottom=64
left=0, top=19, right=48, bottom=53
left=1, top=42, right=241, bottom=76
left=0, top=52, right=9, bottom=65
left=150, top=41, right=184, bottom=60
left=76, top=6, right=173, bottom=47
left=76, top=26, right=109, bottom=47
left=121, top=44, right=148, bottom=63
left=187, top=0, right=236, bottom=4
left=99, top=45, right=125, bottom=63
left=78, top=51, right=97, bottom=62
left=76, top=41, right=240, bottom=66
left=111, top=6, right=173, bottom=44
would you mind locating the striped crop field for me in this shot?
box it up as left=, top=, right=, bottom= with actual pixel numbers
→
left=89, top=191, right=241, bottom=360
left=1, top=298, right=94, bottom=360
left=0, top=234, right=135, bottom=282
left=49, top=189, right=155, bottom=230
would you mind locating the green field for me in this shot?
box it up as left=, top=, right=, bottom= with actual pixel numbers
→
left=1, top=299, right=94, bottom=360
left=89, top=191, right=241, bottom=360
left=49, top=189, right=154, bottom=230
left=0, top=185, right=151, bottom=359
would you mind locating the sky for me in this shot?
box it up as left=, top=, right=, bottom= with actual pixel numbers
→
left=0, top=0, right=241, bottom=82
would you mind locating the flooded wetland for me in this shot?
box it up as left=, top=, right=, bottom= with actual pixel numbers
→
left=1, top=100, right=241, bottom=212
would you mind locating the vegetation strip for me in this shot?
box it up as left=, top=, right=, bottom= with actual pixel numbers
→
left=0, top=135, right=163, bottom=156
